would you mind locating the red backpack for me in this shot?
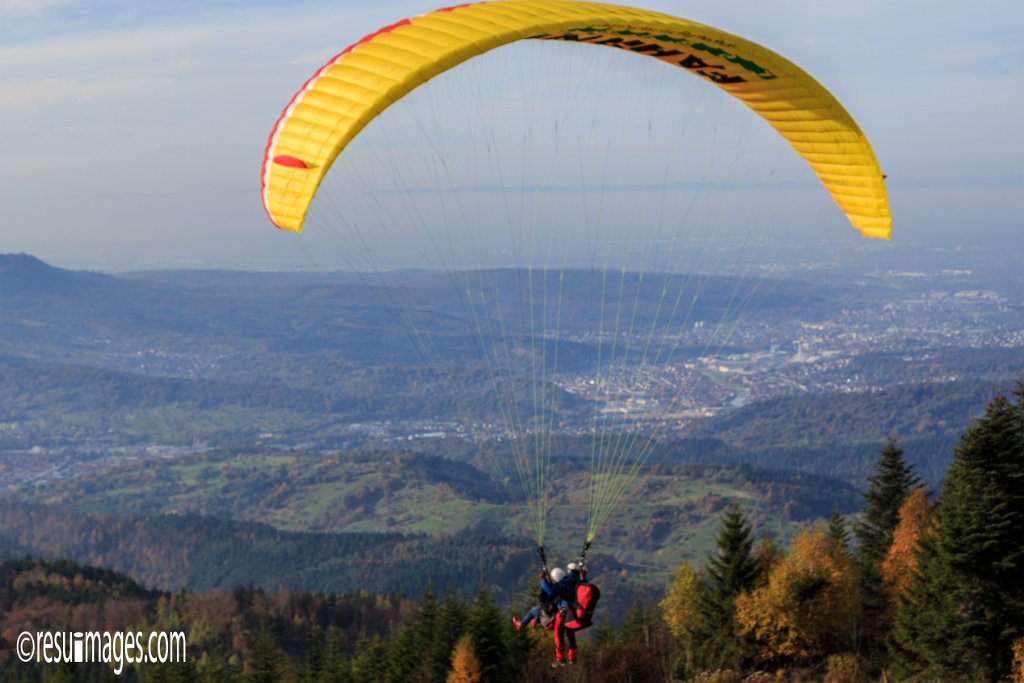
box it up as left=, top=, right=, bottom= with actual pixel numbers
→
left=572, top=581, right=600, bottom=624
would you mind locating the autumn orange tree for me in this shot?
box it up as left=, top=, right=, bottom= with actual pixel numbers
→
left=447, top=635, right=482, bottom=683
left=879, top=486, right=932, bottom=624
left=1013, top=637, right=1024, bottom=683
left=853, top=437, right=920, bottom=656
left=735, top=523, right=861, bottom=668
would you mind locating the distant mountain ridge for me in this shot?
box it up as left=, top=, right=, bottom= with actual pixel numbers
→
left=0, top=253, right=115, bottom=293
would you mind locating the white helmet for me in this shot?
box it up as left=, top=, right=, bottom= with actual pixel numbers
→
left=550, top=567, right=566, bottom=582
left=567, top=562, right=580, bottom=573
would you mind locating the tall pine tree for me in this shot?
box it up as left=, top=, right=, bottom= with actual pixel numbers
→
left=318, top=629, right=353, bottom=683
left=412, top=588, right=438, bottom=683
left=855, top=437, right=921, bottom=569
left=827, top=505, right=851, bottom=551
left=465, top=584, right=509, bottom=683
left=690, top=503, right=760, bottom=674
left=387, top=588, right=437, bottom=683
left=386, top=613, right=423, bottom=683
left=892, top=388, right=1024, bottom=681
left=248, top=626, right=290, bottom=683
left=853, top=436, right=920, bottom=651
left=351, top=638, right=389, bottom=683
left=305, top=622, right=324, bottom=683
left=431, top=588, right=468, bottom=683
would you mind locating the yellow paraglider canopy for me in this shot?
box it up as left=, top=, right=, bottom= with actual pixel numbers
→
left=260, top=0, right=891, bottom=239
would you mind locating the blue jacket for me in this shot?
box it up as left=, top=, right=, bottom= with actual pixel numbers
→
left=552, top=574, right=579, bottom=608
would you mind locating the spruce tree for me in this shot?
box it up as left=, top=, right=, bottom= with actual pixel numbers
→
left=351, top=638, right=389, bottom=683
left=386, top=618, right=421, bottom=683
left=412, top=588, right=438, bottom=683
left=855, top=437, right=921, bottom=569
left=892, top=389, right=1024, bottom=681
left=305, top=622, right=324, bottom=683
left=464, top=584, right=509, bottom=683
left=248, top=627, right=287, bottom=683
left=854, top=436, right=920, bottom=651
left=387, top=589, right=438, bottom=683
left=691, top=503, right=760, bottom=673
left=707, top=503, right=760, bottom=598
left=827, top=506, right=851, bottom=551
left=431, top=588, right=468, bottom=683
left=318, top=629, right=353, bottom=683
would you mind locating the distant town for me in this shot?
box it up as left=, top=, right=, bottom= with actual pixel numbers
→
left=1, top=255, right=1022, bottom=492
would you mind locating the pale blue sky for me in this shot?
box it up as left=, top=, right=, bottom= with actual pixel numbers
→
left=1, top=0, right=1021, bottom=270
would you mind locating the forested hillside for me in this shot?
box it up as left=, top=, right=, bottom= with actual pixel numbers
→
left=0, top=503, right=529, bottom=598
left=2, top=386, right=1022, bottom=682
left=692, top=380, right=1007, bottom=447
left=1, top=452, right=864, bottom=599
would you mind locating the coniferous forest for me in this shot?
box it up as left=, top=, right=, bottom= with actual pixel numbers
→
left=2, top=385, right=1022, bottom=682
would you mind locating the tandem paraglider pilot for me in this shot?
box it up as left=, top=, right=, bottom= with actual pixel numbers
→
left=552, top=560, right=600, bottom=667
left=517, top=547, right=601, bottom=667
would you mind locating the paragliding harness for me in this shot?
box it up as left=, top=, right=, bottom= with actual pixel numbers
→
left=537, top=542, right=601, bottom=629
left=563, top=541, right=600, bottom=630
left=562, top=581, right=600, bottom=629
left=535, top=546, right=559, bottom=629
left=551, top=541, right=601, bottom=664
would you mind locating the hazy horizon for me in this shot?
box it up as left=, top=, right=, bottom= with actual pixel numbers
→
left=2, top=0, right=1021, bottom=272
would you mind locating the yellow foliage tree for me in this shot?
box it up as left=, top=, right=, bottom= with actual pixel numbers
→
left=1012, top=637, right=1024, bottom=683
left=447, top=634, right=482, bottom=683
left=661, top=560, right=701, bottom=639
left=735, top=524, right=860, bottom=665
left=661, top=559, right=704, bottom=676
left=880, top=486, right=932, bottom=618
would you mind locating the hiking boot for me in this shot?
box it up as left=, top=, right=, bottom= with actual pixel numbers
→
left=512, top=617, right=521, bottom=631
